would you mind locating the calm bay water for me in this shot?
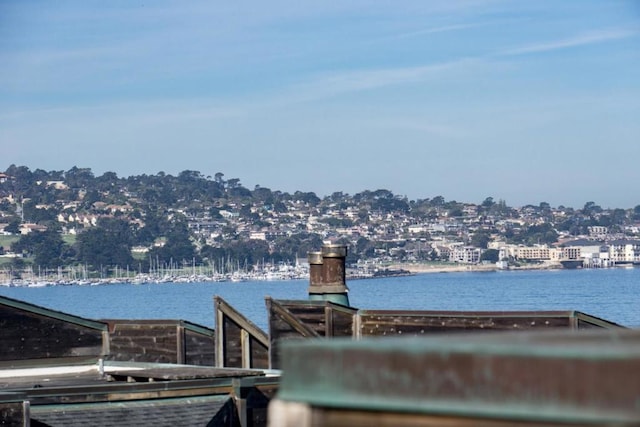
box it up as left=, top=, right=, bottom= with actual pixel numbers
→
left=1, top=267, right=638, bottom=330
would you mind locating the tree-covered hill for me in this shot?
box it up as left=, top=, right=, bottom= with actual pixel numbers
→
left=1, top=165, right=639, bottom=279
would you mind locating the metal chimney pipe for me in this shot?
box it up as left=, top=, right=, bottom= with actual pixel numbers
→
left=307, top=251, right=323, bottom=288
left=308, top=244, right=349, bottom=306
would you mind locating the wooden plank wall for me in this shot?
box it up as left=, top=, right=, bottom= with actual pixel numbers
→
left=265, top=303, right=623, bottom=354
left=105, top=320, right=215, bottom=365
left=106, top=321, right=181, bottom=364
left=0, top=304, right=106, bottom=361
left=266, top=299, right=358, bottom=369
left=357, top=311, right=576, bottom=337
left=221, top=315, right=242, bottom=368
left=265, top=299, right=320, bottom=370
left=277, top=301, right=329, bottom=337
left=228, top=297, right=625, bottom=370
left=214, top=296, right=269, bottom=369
left=184, top=327, right=215, bottom=366
left=325, top=304, right=357, bottom=337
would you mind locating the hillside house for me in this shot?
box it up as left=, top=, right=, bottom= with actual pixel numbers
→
left=19, top=223, right=47, bottom=234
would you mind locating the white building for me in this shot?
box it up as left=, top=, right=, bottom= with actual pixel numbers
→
left=449, top=246, right=481, bottom=264
left=609, top=240, right=640, bottom=263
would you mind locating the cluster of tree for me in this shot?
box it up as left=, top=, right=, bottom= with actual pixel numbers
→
left=7, top=217, right=195, bottom=274
left=9, top=218, right=436, bottom=274
left=199, top=232, right=324, bottom=268
left=11, top=228, right=72, bottom=268
left=7, top=212, right=331, bottom=274
left=3, top=166, right=638, bottom=224
left=1, top=166, right=530, bottom=224
left=505, top=223, right=559, bottom=246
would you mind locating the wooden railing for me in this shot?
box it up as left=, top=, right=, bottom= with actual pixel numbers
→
left=214, top=296, right=269, bottom=369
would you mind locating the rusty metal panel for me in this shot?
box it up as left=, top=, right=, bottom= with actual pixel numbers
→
left=276, top=329, right=640, bottom=425
left=307, top=245, right=350, bottom=306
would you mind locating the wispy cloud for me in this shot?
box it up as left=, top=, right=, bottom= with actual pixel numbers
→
left=388, top=21, right=493, bottom=40
left=268, top=57, right=482, bottom=106
left=275, top=26, right=637, bottom=105
left=500, top=28, right=638, bottom=56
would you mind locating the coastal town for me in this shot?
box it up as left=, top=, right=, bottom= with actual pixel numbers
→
left=1, top=166, right=639, bottom=285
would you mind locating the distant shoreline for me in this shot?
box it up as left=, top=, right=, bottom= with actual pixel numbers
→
left=386, top=262, right=563, bottom=275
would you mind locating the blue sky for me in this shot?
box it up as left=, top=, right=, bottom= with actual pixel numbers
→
left=1, top=1, right=639, bottom=208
